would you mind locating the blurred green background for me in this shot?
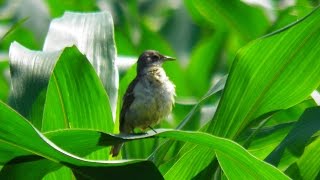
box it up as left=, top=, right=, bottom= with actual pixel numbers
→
left=1, top=0, right=319, bottom=95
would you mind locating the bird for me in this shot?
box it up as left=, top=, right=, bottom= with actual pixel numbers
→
left=111, top=50, right=176, bottom=157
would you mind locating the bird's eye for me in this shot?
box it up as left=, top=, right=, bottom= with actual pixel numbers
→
left=151, top=55, right=159, bottom=60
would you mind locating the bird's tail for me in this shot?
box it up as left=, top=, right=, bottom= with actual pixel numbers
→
left=110, top=143, right=123, bottom=157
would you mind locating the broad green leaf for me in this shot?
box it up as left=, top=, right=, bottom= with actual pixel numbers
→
left=290, top=136, right=320, bottom=179
left=8, top=12, right=118, bottom=123
left=42, top=46, right=113, bottom=134
left=1, top=158, right=61, bottom=179
left=265, top=107, right=320, bottom=166
left=0, top=60, right=9, bottom=102
left=244, top=99, right=316, bottom=159
left=44, top=0, right=98, bottom=17
left=43, top=11, right=118, bottom=121
left=77, top=129, right=292, bottom=179
left=165, top=6, right=320, bottom=178
left=0, top=101, right=162, bottom=179
left=2, top=122, right=289, bottom=180
left=43, top=167, right=74, bottom=180
left=184, top=0, right=270, bottom=41
left=0, top=96, right=289, bottom=179
left=268, top=4, right=314, bottom=33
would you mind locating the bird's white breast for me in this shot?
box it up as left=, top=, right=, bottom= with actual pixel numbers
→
left=126, top=67, right=175, bottom=129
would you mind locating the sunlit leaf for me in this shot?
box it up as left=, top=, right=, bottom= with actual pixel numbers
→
left=0, top=60, right=9, bottom=102
left=8, top=12, right=118, bottom=123
left=42, top=46, right=113, bottom=134
left=43, top=11, right=118, bottom=121
left=184, top=0, right=269, bottom=41
left=0, top=101, right=162, bottom=179
left=165, top=6, right=320, bottom=178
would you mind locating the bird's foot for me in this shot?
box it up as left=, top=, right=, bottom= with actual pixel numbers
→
left=148, top=126, right=157, bottom=133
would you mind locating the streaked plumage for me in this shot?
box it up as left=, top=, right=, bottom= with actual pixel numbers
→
left=111, top=50, right=175, bottom=156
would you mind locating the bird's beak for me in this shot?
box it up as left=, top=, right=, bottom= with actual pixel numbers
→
left=162, top=55, right=176, bottom=61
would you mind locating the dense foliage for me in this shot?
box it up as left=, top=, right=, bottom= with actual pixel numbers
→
left=0, top=1, right=319, bottom=179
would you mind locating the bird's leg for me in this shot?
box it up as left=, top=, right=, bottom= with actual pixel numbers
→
left=130, top=125, right=136, bottom=134
left=148, top=126, right=157, bottom=133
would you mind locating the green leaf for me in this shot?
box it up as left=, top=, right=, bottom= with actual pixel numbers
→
left=289, top=136, right=320, bottom=179
left=0, top=101, right=162, bottom=179
left=0, top=60, right=9, bottom=102
left=165, top=6, right=320, bottom=178
left=43, top=167, right=74, bottom=180
left=42, top=46, right=113, bottom=134
left=44, top=0, right=98, bottom=17
left=0, top=97, right=289, bottom=179
left=43, top=11, right=118, bottom=122
left=41, top=46, right=112, bottom=161
left=244, top=99, right=316, bottom=159
left=184, top=0, right=270, bottom=41
left=70, top=129, right=291, bottom=179
left=177, top=75, right=227, bottom=130
left=8, top=12, right=118, bottom=123
left=265, top=107, right=320, bottom=166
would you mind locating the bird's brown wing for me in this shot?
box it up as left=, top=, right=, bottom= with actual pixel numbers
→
left=119, top=77, right=139, bottom=133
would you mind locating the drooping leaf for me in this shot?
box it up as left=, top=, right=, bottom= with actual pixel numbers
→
left=0, top=101, right=162, bottom=179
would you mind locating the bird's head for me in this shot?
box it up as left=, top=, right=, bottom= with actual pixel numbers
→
left=137, top=50, right=175, bottom=74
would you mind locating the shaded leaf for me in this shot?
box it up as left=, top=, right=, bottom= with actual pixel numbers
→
left=8, top=11, right=118, bottom=123
left=8, top=42, right=60, bottom=125
left=265, top=107, right=320, bottom=166
left=0, top=101, right=162, bottom=179
left=165, top=6, right=320, bottom=178
left=288, top=136, right=320, bottom=179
